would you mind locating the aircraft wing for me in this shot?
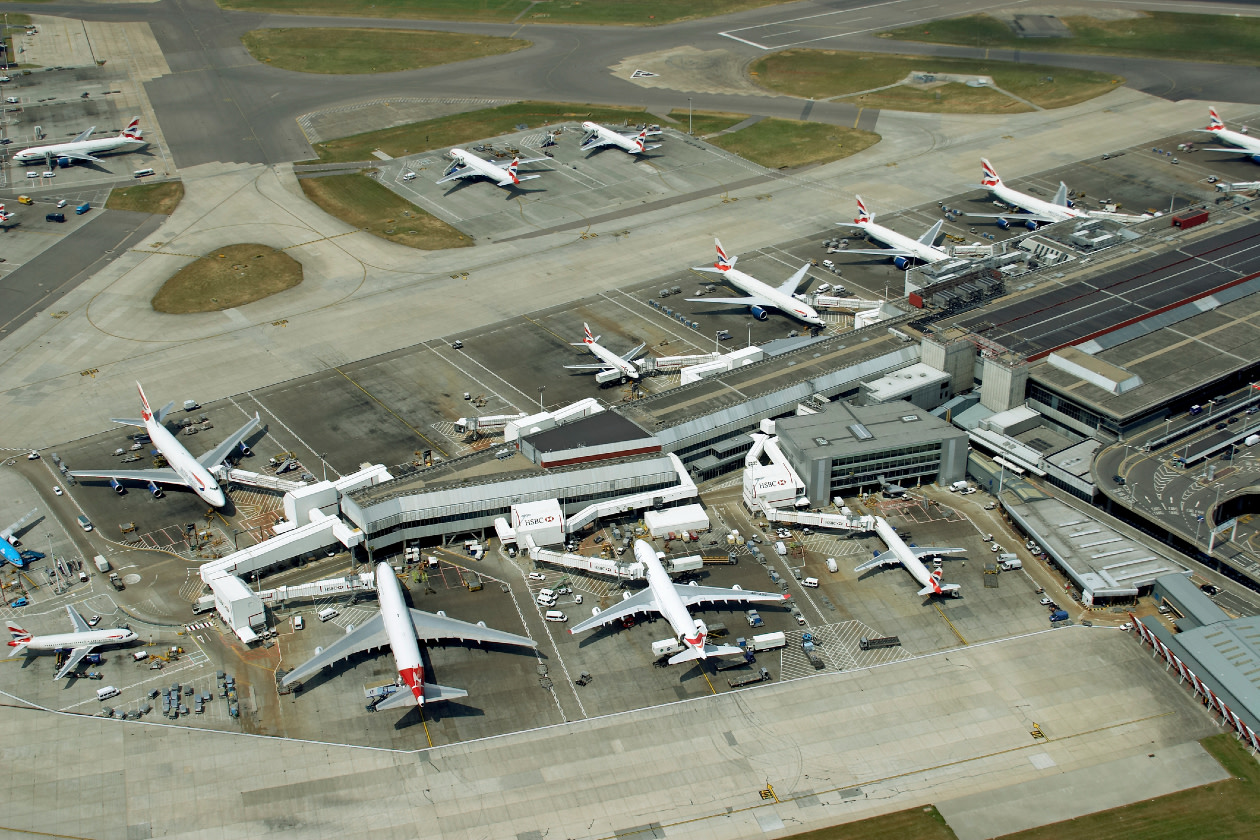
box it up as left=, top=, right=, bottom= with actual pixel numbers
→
left=55, top=150, right=104, bottom=163
left=619, top=342, right=647, bottom=362
left=964, top=211, right=1059, bottom=223
left=55, top=646, right=95, bottom=680
left=281, top=614, right=388, bottom=686
left=408, top=608, right=537, bottom=648
left=564, top=363, right=614, bottom=371
left=580, top=134, right=617, bottom=151
left=374, top=679, right=467, bottom=709
left=66, top=606, right=91, bottom=634
left=1, top=509, right=38, bottom=541
left=569, top=588, right=659, bottom=634
left=835, top=247, right=914, bottom=258
left=675, top=583, right=786, bottom=608
left=855, top=551, right=902, bottom=572
left=910, top=546, right=966, bottom=558
left=197, top=413, right=261, bottom=470
left=436, top=165, right=477, bottom=184
left=1199, top=147, right=1258, bottom=153
left=511, top=156, right=548, bottom=165
left=686, top=295, right=774, bottom=307
left=776, top=263, right=811, bottom=297
left=72, top=126, right=96, bottom=142
left=68, top=466, right=184, bottom=485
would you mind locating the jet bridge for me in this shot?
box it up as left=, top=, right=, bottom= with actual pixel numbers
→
left=564, top=453, right=698, bottom=533
left=521, top=533, right=647, bottom=580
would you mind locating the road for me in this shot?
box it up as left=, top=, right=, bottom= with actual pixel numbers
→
left=5, top=0, right=1260, bottom=167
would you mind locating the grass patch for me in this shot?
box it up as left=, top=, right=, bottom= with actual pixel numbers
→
left=106, top=181, right=185, bottom=215
left=709, top=119, right=880, bottom=169
left=307, top=101, right=745, bottom=163
left=780, top=805, right=958, bottom=840
left=750, top=50, right=1120, bottom=112
left=994, top=734, right=1260, bottom=840
left=299, top=172, right=471, bottom=250
left=153, top=245, right=302, bottom=314
left=882, top=12, right=1260, bottom=65
left=240, top=27, right=529, bottom=75
left=218, top=0, right=787, bottom=26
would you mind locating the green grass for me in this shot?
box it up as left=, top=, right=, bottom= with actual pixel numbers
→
left=709, top=119, right=881, bottom=169
left=307, top=102, right=745, bottom=163
left=153, top=245, right=303, bottom=314
left=750, top=51, right=1121, bottom=112
left=217, top=0, right=788, bottom=25
left=780, top=805, right=958, bottom=840
left=882, top=12, right=1260, bottom=65
left=993, top=734, right=1260, bottom=839
left=106, top=181, right=185, bottom=215
left=240, top=27, right=529, bottom=75
left=299, top=172, right=471, bottom=251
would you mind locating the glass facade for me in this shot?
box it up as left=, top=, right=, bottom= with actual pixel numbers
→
left=827, top=441, right=943, bottom=495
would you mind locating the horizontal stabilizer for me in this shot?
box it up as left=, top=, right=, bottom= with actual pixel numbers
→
left=109, top=417, right=145, bottom=428
left=372, top=687, right=419, bottom=711
left=5, top=643, right=27, bottom=659
left=918, top=582, right=961, bottom=597
left=667, top=643, right=743, bottom=665
left=633, top=144, right=663, bottom=153
left=498, top=175, right=541, bottom=186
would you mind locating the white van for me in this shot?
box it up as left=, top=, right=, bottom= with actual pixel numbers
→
left=544, top=610, right=567, bottom=622
left=132, top=651, right=148, bottom=662
left=96, top=686, right=120, bottom=702
left=774, top=540, right=787, bottom=556
left=825, top=558, right=838, bottom=573
left=293, top=615, right=304, bottom=630
left=537, top=593, right=557, bottom=608
left=402, top=170, right=417, bottom=181
left=802, top=577, right=819, bottom=588
left=317, top=607, right=338, bottom=622
left=133, top=168, right=155, bottom=178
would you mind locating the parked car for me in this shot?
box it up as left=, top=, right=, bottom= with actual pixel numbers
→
left=52, top=486, right=63, bottom=496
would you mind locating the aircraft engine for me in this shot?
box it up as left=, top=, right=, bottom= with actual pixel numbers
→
left=750, top=305, right=770, bottom=321
left=997, top=218, right=1011, bottom=230
left=147, top=481, right=164, bottom=499
left=238, top=441, right=252, bottom=457
left=893, top=256, right=911, bottom=270
left=109, top=478, right=125, bottom=495
left=1251, top=154, right=1260, bottom=164
left=1025, top=219, right=1038, bottom=230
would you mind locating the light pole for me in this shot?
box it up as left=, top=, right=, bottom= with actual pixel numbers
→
left=688, top=98, right=693, bottom=135
left=537, top=385, right=545, bottom=412
left=715, top=330, right=720, bottom=353
left=747, top=321, right=753, bottom=348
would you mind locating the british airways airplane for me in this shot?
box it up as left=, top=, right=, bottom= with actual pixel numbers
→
left=564, top=323, right=645, bottom=381
left=965, top=159, right=1149, bottom=229
left=14, top=117, right=145, bottom=166
left=1198, top=106, right=1260, bottom=161
left=579, top=122, right=661, bottom=156
left=569, top=539, right=788, bottom=665
left=7, top=606, right=139, bottom=680
left=835, top=196, right=949, bottom=268
left=70, top=383, right=259, bottom=508
left=437, top=148, right=548, bottom=189
left=687, top=238, right=824, bottom=327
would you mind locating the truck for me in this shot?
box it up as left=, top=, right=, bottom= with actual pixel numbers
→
left=93, top=555, right=110, bottom=572
left=728, top=667, right=771, bottom=688
left=191, top=595, right=216, bottom=614
left=997, top=553, right=1022, bottom=571
left=950, top=480, right=970, bottom=492
left=745, top=609, right=764, bottom=628
left=749, top=631, right=786, bottom=652
left=859, top=635, right=901, bottom=651
left=1049, top=609, right=1069, bottom=623
left=1246, top=434, right=1260, bottom=447
left=651, top=638, right=684, bottom=658
left=108, top=572, right=124, bottom=591
left=363, top=679, right=400, bottom=701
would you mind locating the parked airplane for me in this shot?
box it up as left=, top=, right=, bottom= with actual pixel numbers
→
left=965, top=159, right=1149, bottom=229
left=13, top=117, right=145, bottom=165
left=7, top=606, right=138, bottom=680
left=0, top=203, right=13, bottom=222
left=854, top=516, right=963, bottom=598
left=835, top=196, right=949, bottom=268
left=0, top=509, right=38, bottom=566
left=687, top=238, right=824, bottom=327
left=564, top=323, right=645, bottom=381
left=579, top=122, right=661, bottom=155
left=69, top=383, right=259, bottom=508
left=281, top=562, right=536, bottom=709
left=437, top=148, right=548, bottom=189
left=569, top=539, right=789, bottom=665
left=1198, top=107, right=1260, bottom=160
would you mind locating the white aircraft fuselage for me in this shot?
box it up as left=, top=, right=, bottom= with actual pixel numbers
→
left=855, top=219, right=947, bottom=264
left=989, top=181, right=1081, bottom=223
left=375, top=562, right=427, bottom=707
left=139, top=389, right=226, bottom=507
left=1205, top=108, right=1260, bottom=156
left=871, top=517, right=959, bottom=597
left=10, top=626, right=136, bottom=653
left=580, top=121, right=652, bottom=155
left=637, top=540, right=711, bottom=656
left=14, top=136, right=145, bottom=164
left=719, top=265, right=822, bottom=325
left=584, top=336, right=640, bottom=379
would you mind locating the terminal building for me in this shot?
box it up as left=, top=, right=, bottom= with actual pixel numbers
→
left=773, top=401, right=968, bottom=501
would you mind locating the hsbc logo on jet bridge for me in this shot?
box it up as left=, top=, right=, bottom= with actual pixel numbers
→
left=756, top=480, right=789, bottom=490
left=518, top=515, right=557, bottom=528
